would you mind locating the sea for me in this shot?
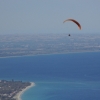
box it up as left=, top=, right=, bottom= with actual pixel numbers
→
left=0, top=52, right=100, bottom=100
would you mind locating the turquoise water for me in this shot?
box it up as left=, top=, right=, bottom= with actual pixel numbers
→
left=22, top=81, right=100, bottom=100
left=0, top=52, right=100, bottom=100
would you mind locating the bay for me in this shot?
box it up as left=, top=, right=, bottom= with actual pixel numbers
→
left=0, top=52, right=100, bottom=100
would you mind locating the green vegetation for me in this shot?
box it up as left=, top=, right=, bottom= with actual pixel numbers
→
left=0, top=79, right=31, bottom=100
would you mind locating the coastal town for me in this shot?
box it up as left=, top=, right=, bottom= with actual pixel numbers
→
left=0, top=33, right=100, bottom=57
left=1, top=33, right=100, bottom=99
left=0, top=80, right=33, bottom=100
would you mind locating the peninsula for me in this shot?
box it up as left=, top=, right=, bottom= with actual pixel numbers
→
left=0, top=80, right=35, bottom=100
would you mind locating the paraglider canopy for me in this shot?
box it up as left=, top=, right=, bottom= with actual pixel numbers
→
left=63, top=18, right=81, bottom=30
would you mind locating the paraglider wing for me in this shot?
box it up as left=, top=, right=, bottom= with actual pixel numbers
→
left=63, top=19, right=81, bottom=30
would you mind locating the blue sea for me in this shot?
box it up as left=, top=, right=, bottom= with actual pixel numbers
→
left=0, top=52, right=100, bottom=100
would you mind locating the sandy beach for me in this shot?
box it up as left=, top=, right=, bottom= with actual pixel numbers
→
left=13, top=82, right=35, bottom=100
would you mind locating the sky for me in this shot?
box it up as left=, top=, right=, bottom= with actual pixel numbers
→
left=0, top=0, right=100, bottom=34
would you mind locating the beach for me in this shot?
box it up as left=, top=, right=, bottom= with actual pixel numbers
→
left=13, top=82, right=35, bottom=100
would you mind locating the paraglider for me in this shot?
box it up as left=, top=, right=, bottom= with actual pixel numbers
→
left=63, top=19, right=81, bottom=36
left=63, top=18, right=81, bottom=30
left=68, top=34, right=71, bottom=36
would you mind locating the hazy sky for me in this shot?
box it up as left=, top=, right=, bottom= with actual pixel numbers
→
left=0, top=0, right=100, bottom=34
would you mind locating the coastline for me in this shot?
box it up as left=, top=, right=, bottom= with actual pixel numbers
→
left=13, top=82, right=35, bottom=100
left=0, top=50, right=100, bottom=59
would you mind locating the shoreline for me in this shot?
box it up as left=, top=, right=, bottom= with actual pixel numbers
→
left=0, top=50, right=100, bottom=59
left=13, top=82, right=35, bottom=100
